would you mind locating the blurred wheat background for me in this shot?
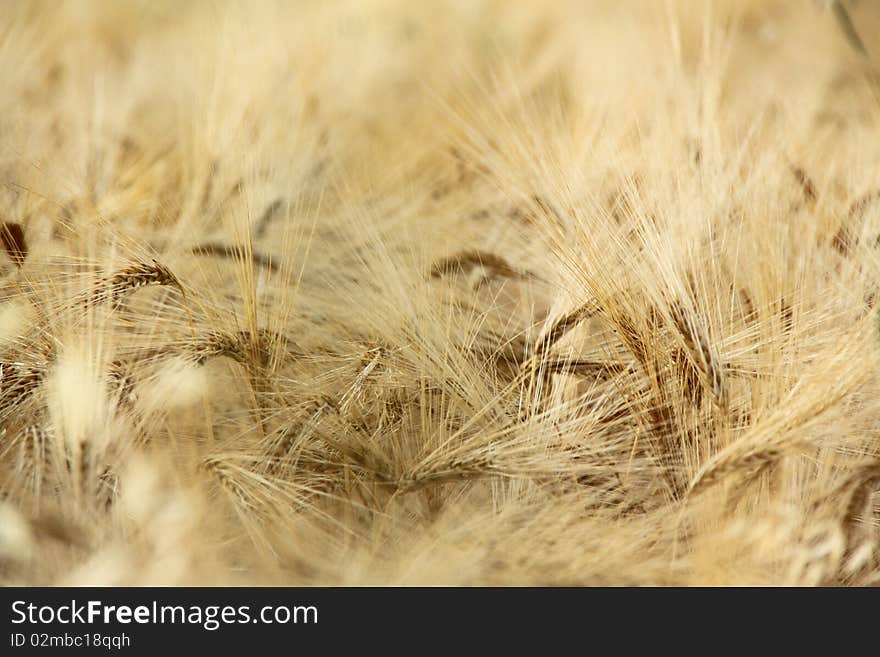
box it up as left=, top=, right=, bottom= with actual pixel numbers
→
left=2, top=0, right=880, bottom=585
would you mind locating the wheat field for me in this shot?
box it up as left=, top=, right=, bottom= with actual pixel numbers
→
left=1, top=0, right=880, bottom=586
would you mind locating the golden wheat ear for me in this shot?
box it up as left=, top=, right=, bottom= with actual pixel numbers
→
left=78, top=259, right=184, bottom=309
